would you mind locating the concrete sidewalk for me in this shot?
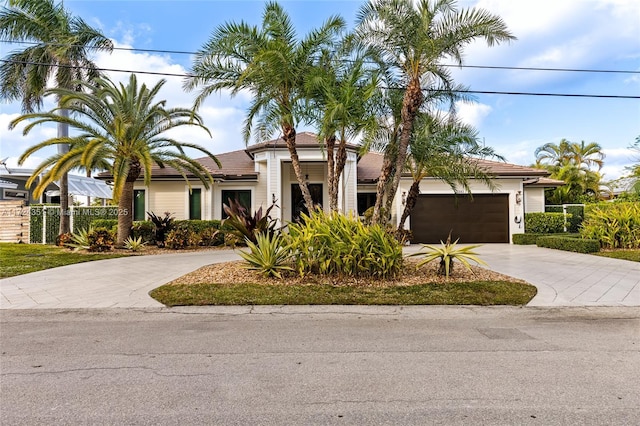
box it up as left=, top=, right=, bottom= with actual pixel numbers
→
left=1, top=245, right=639, bottom=309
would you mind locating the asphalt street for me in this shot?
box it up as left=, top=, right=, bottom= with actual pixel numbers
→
left=1, top=306, right=638, bottom=425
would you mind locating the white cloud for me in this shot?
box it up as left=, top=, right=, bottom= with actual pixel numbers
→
left=456, top=102, right=492, bottom=127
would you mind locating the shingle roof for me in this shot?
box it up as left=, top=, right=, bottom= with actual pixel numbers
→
left=355, top=152, right=552, bottom=183
left=246, top=131, right=360, bottom=153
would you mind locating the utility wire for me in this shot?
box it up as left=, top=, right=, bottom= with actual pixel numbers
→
left=2, top=39, right=640, bottom=75
left=1, top=58, right=639, bottom=100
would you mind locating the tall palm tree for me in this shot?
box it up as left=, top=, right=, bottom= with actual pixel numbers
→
left=9, top=74, right=220, bottom=247
left=185, top=1, right=344, bottom=210
left=304, top=39, right=380, bottom=211
left=398, top=114, right=501, bottom=229
left=0, top=0, right=113, bottom=235
left=357, top=0, right=515, bottom=224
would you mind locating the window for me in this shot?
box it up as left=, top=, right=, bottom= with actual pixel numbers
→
left=189, top=188, right=202, bottom=220
left=3, top=189, right=28, bottom=200
left=221, top=190, right=251, bottom=219
left=357, top=193, right=376, bottom=216
left=133, top=189, right=145, bottom=221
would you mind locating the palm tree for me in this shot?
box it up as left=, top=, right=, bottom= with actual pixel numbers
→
left=9, top=74, right=220, bottom=247
left=357, top=0, right=515, bottom=224
left=398, top=114, right=501, bottom=229
left=304, top=39, right=380, bottom=211
left=185, top=1, right=344, bottom=210
left=535, top=139, right=605, bottom=203
left=0, top=0, right=113, bottom=235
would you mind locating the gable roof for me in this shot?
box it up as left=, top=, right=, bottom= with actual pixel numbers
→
left=246, top=131, right=360, bottom=154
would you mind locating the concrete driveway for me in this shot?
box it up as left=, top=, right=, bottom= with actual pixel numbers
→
left=1, top=245, right=638, bottom=309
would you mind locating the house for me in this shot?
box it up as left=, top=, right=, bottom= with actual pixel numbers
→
left=98, top=132, right=563, bottom=243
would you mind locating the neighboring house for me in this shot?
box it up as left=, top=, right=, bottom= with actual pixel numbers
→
left=97, top=132, right=563, bottom=243
left=0, top=167, right=113, bottom=205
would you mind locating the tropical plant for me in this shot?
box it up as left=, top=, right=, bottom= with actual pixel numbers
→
left=123, top=235, right=146, bottom=252
left=397, top=113, right=501, bottom=230
left=304, top=38, right=380, bottom=211
left=222, top=198, right=278, bottom=244
left=148, top=212, right=175, bottom=248
left=185, top=1, right=344, bottom=211
left=356, top=0, right=515, bottom=224
left=239, top=232, right=293, bottom=278
left=165, top=226, right=200, bottom=250
left=66, top=226, right=94, bottom=251
left=9, top=74, right=219, bottom=247
left=409, top=233, right=487, bottom=278
left=580, top=202, right=640, bottom=249
left=535, top=139, right=605, bottom=203
left=87, top=227, right=115, bottom=252
left=0, top=0, right=113, bottom=235
left=286, top=210, right=404, bottom=278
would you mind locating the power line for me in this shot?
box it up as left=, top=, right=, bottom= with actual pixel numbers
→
left=2, top=39, right=640, bottom=75
left=1, top=58, right=639, bottom=100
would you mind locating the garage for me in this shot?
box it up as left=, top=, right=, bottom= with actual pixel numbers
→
left=410, top=194, right=509, bottom=243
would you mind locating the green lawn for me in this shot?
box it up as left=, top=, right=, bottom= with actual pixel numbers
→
left=593, top=249, right=640, bottom=262
left=0, top=243, right=129, bottom=278
left=150, top=280, right=538, bottom=307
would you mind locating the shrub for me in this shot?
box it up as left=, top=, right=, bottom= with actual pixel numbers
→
left=512, top=233, right=543, bottom=245
left=408, top=234, right=487, bottom=278
left=286, top=210, right=403, bottom=279
left=525, top=212, right=567, bottom=233
left=536, top=236, right=600, bottom=253
left=580, top=202, right=640, bottom=249
left=148, top=212, right=175, bottom=247
left=66, top=227, right=92, bottom=251
left=165, top=226, right=200, bottom=249
left=222, top=198, right=277, bottom=244
left=87, top=227, right=115, bottom=252
left=239, top=232, right=293, bottom=278
left=131, top=221, right=155, bottom=244
left=92, top=219, right=118, bottom=230
left=199, top=227, right=220, bottom=246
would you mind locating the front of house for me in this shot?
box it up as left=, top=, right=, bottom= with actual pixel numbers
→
left=107, top=132, right=561, bottom=244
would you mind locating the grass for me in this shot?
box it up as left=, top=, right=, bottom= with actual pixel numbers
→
left=0, top=243, right=129, bottom=278
left=593, top=249, right=640, bottom=262
left=150, top=280, right=537, bottom=307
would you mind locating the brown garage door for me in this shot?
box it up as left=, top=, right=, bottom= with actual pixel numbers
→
left=410, top=194, right=509, bottom=243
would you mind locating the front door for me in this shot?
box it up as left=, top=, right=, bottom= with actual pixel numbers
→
left=291, top=183, right=323, bottom=222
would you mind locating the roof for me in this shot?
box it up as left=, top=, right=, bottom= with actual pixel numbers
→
left=246, top=131, right=360, bottom=154
left=356, top=152, right=552, bottom=183
left=523, top=177, right=566, bottom=187
left=1, top=168, right=112, bottom=198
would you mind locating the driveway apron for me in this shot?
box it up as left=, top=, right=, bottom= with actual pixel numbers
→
left=1, top=245, right=639, bottom=309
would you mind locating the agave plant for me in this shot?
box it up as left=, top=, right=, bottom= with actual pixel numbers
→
left=66, top=226, right=94, bottom=251
left=409, top=233, right=487, bottom=278
left=238, top=232, right=292, bottom=279
left=123, top=236, right=146, bottom=252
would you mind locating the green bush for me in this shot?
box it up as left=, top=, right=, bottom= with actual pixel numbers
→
left=536, top=236, right=600, bottom=253
left=239, top=232, right=293, bottom=278
left=131, top=221, right=155, bottom=243
left=286, top=210, right=403, bottom=279
left=87, top=227, right=115, bottom=252
left=73, top=207, right=120, bottom=234
left=165, top=226, right=200, bottom=249
left=580, top=202, right=640, bottom=249
left=512, top=233, right=543, bottom=245
left=525, top=212, right=567, bottom=233
left=92, top=219, right=118, bottom=230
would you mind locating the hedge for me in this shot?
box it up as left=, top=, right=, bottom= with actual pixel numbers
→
left=536, top=236, right=600, bottom=253
left=546, top=205, right=584, bottom=233
left=524, top=212, right=567, bottom=234
left=512, top=233, right=545, bottom=245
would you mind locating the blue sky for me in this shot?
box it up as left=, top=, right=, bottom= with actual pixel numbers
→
left=1, top=0, right=639, bottom=180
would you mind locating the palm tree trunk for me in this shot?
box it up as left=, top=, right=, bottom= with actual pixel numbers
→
left=57, top=108, right=71, bottom=235
left=398, top=180, right=420, bottom=230
left=376, top=79, right=423, bottom=225
left=333, top=137, right=348, bottom=212
left=116, top=160, right=141, bottom=248
left=284, top=126, right=314, bottom=210
left=326, top=135, right=337, bottom=211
